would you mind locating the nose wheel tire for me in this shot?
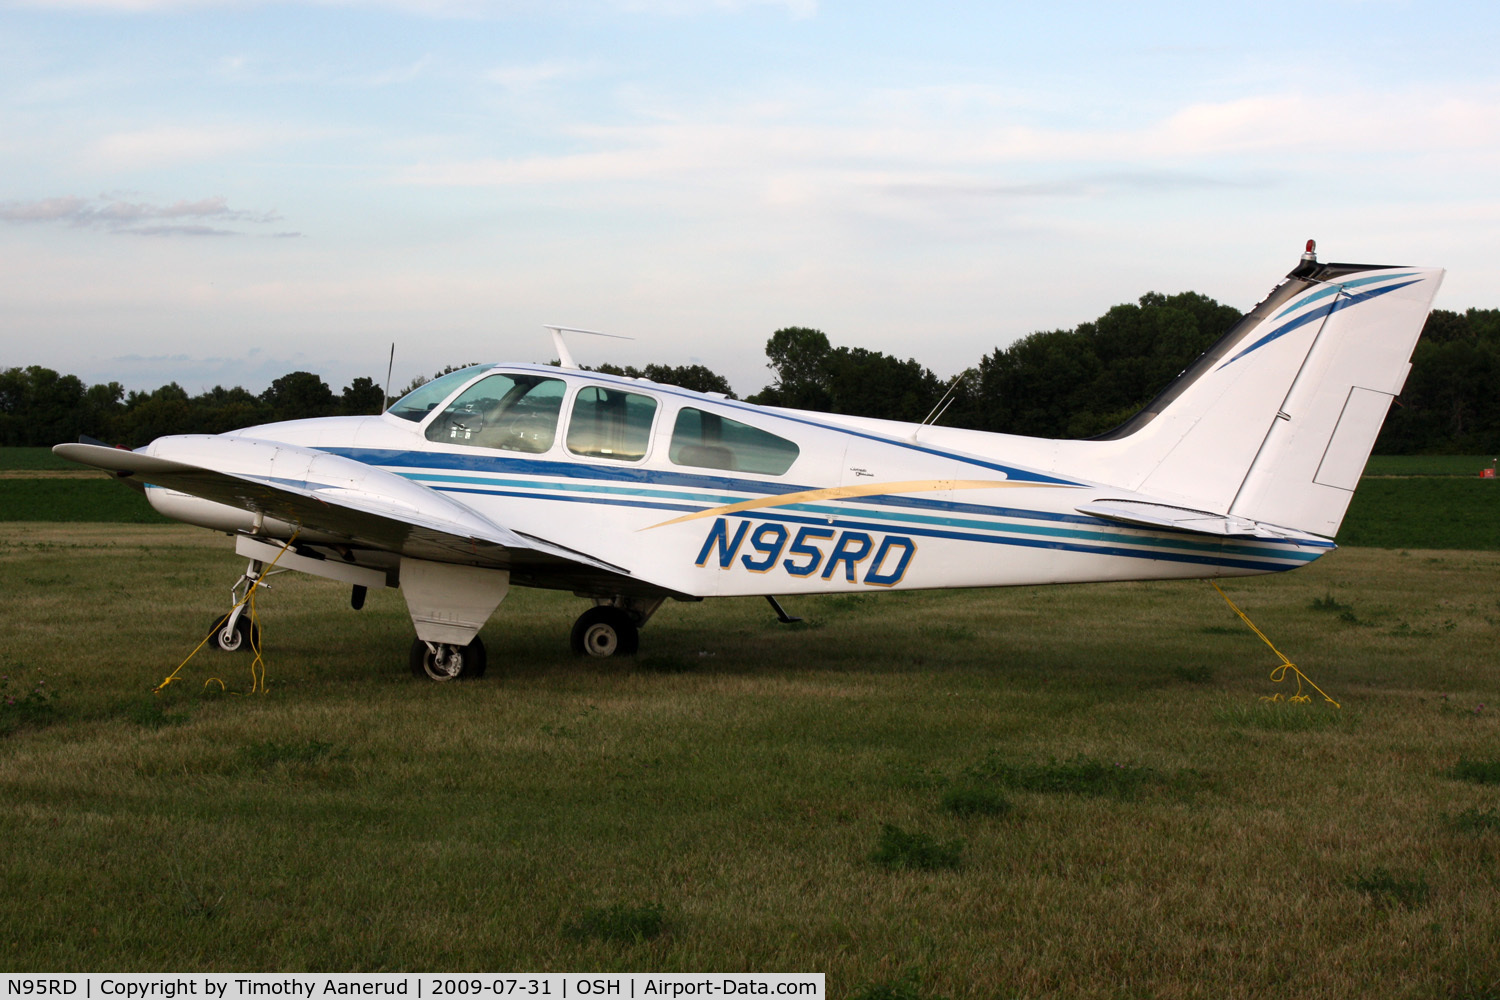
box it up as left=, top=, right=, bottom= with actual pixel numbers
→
left=207, top=613, right=259, bottom=653
left=570, top=607, right=640, bottom=658
left=409, top=637, right=487, bottom=681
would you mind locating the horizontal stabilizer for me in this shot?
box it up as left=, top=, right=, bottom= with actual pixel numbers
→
left=1076, top=499, right=1304, bottom=541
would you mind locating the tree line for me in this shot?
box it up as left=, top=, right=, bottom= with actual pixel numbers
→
left=5, top=294, right=1497, bottom=454
left=0, top=369, right=387, bottom=450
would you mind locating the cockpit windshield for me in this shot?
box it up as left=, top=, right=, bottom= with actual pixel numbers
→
left=386, top=366, right=494, bottom=422
left=424, top=372, right=566, bottom=453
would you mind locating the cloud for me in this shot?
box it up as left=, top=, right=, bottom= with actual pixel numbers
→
left=882, top=171, right=1268, bottom=203
left=483, top=59, right=595, bottom=91
left=361, top=55, right=437, bottom=87
left=0, top=194, right=287, bottom=237
left=0, top=196, right=90, bottom=222
left=123, top=224, right=240, bottom=237
left=94, top=125, right=283, bottom=169
left=391, top=85, right=1500, bottom=198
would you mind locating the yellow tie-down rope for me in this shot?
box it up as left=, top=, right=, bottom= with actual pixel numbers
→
left=155, top=530, right=300, bottom=696
left=1208, top=580, right=1340, bottom=709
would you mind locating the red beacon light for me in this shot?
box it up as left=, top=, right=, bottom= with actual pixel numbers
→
left=1302, top=238, right=1318, bottom=262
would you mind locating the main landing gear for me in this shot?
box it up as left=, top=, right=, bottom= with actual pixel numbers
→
left=570, top=606, right=639, bottom=657
left=407, top=597, right=655, bottom=682
left=409, top=637, right=488, bottom=681
left=568, top=596, right=663, bottom=659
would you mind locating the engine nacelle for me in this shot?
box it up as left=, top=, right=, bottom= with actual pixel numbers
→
left=146, top=487, right=329, bottom=541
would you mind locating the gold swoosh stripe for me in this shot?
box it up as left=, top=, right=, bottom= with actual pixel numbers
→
left=643, top=479, right=1073, bottom=530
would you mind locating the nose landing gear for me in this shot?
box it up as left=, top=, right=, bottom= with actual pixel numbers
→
left=207, top=611, right=260, bottom=653
left=207, top=557, right=279, bottom=653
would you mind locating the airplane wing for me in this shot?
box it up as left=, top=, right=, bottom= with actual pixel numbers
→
left=53, top=440, right=670, bottom=595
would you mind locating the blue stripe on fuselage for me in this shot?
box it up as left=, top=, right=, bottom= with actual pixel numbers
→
left=321, top=447, right=1327, bottom=571
left=416, top=475, right=1323, bottom=572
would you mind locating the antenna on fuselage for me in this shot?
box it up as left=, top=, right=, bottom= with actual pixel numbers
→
left=544, top=325, right=634, bottom=369
left=913, top=371, right=968, bottom=439
left=381, top=343, right=395, bottom=412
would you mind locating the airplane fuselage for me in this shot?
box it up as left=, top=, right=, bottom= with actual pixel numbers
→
left=143, top=363, right=1332, bottom=602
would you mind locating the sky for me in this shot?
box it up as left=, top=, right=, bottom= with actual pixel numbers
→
left=2, top=0, right=1498, bottom=400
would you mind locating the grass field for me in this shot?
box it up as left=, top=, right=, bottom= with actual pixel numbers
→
left=2, top=523, right=1498, bottom=997
left=1337, top=477, right=1500, bottom=550
left=1364, top=455, right=1498, bottom=477
left=0, top=479, right=174, bottom=524
left=0, top=447, right=75, bottom=471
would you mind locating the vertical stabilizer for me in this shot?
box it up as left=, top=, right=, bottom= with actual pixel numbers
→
left=1226, top=264, right=1444, bottom=535
left=1090, top=251, right=1442, bottom=537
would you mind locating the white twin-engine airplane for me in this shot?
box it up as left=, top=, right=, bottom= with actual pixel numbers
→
left=56, top=244, right=1443, bottom=681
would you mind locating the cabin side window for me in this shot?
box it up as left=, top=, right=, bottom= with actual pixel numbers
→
left=669, top=407, right=800, bottom=475
left=423, top=373, right=565, bottom=453
left=566, top=386, right=658, bottom=462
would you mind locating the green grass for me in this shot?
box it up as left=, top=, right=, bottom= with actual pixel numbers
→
left=0, top=479, right=172, bottom=523
left=869, top=824, right=964, bottom=871
left=1446, top=757, right=1500, bottom=785
left=238, top=738, right=339, bottom=769
left=939, top=785, right=1014, bottom=818
left=0, top=446, right=172, bottom=523
left=1362, top=455, right=1497, bottom=477
left=562, top=902, right=669, bottom=943
left=1446, top=807, right=1500, bottom=835
left=1213, top=702, right=1350, bottom=732
left=962, top=753, right=1171, bottom=799
left=848, top=970, right=953, bottom=1000
left=3, top=524, right=1500, bottom=997
left=0, top=673, right=58, bottom=736
left=1345, top=867, right=1432, bottom=909
left=0, top=447, right=75, bottom=471
left=1336, top=477, right=1500, bottom=549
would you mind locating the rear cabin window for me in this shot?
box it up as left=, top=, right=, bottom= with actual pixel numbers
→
left=424, top=373, right=565, bottom=453
left=566, top=386, right=658, bottom=462
left=669, top=408, right=799, bottom=475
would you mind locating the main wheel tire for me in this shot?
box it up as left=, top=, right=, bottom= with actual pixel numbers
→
left=207, top=613, right=259, bottom=653
left=409, top=636, right=487, bottom=681
left=570, top=606, right=640, bottom=658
